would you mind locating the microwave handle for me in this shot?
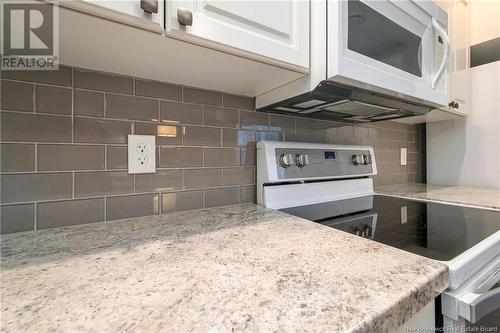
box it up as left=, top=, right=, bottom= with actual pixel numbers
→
left=431, top=17, right=450, bottom=89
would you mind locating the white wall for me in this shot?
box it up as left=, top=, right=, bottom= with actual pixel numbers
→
left=427, top=0, right=500, bottom=189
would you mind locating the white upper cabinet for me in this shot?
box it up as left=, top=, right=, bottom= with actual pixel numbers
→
left=165, top=0, right=310, bottom=71
left=435, top=0, right=470, bottom=115
left=447, top=0, right=470, bottom=115
left=58, top=0, right=164, bottom=33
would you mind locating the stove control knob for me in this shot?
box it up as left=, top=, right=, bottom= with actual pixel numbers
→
left=363, top=154, right=372, bottom=165
left=352, top=154, right=363, bottom=166
left=279, top=153, right=293, bottom=168
left=296, top=153, right=309, bottom=167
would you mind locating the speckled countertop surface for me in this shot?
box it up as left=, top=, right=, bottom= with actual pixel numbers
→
left=375, top=183, right=500, bottom=210
left=1, top=203, right=448, bottom=333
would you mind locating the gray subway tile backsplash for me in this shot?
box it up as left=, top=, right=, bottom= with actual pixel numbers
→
left=38, top=144, right=105, bottom=171
left=222, top=94, right=255, bottom=110
left=106, top=146, right=128, bottom=170
left=74, top=117, right=132, bottom=144
left=74, top=171, right=134, bottom=197
left=37, top=198, right=105, bottom=229
left=204, top=187, right=239, bottom=207
left=106, top=193, right=159, bottom=220
left=222, top=167, right=255, bottom=186
left=161, top=190, right=203, bottom=213
left=270, top=114, right=295, bottom=133
left=1, top=173, right=72, bottom=204
left=74, top=69, right=133, bottom=94
left=1, top=112, right=71, bottom=143
left=295, top=117, right=318, bottom=135
left=0, top=143, right=35, bottom=172
left=240, top=148, right=256, bottom=166
left=74, top=89, right=105, bottom=117
left=183, top=87, right=222, bottom=106
left=159, top=147, right=203, bottom=168
left=222, top=128, right=255, bottom=147
left=203, top=148, right=240, bottom=167
left=135, top=170, right=182, bottom=193
left=134, top=122, right=182, bottom=146
left=240, top=185, right=256, bottom=203
left=0, top=204, right=35, bottom=234
left=160, top=100, right=202, bottom=124
left=105, top=93, right=159, bottom=121
left=183, top=168, right=222, bottom=189
left=203, top=106, right=238, bottom=128
left=0, top=66, right=424, bottom=233
left=1, top=80, right=34, bottom=112
left=135, top=79, right=182, bottom=101
left=239, top=110, right=269, bottom=130
left=1, top=66, right=72, bottom=86
left=183, top=125, right=221, bottom=147
left=35, top=85, right=72, bottom=115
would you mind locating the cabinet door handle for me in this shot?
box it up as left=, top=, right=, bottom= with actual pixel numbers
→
left=177, top=7, right=193, bottom=26
left=141, top=0, right=158, bottom=14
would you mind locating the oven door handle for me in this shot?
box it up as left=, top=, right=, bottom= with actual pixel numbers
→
left=468, top=287, right=500, bottom=323
left=431, top=17, right=450, bottom=89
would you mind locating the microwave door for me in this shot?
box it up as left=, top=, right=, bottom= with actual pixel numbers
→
left=328, top=0, right=446, bottom=106
left=346, top=0, right=424, bottom=78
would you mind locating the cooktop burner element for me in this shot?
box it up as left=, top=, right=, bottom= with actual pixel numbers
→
left=281, top=195, right=500, bottom=261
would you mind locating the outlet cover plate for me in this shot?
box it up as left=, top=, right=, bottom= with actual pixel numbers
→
left=128, top=135, right=156, bottom=174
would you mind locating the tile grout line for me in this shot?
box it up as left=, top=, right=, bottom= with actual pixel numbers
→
left=202, top=188, right=206, bottom=209
left=33, top=202, right=37, bottom=230
left=2, top=108, right=352, bottom=132
left=32, top=83, right=36, bottom=113
left=2, top=77, right=255, bottom=109
left=158, top=191, right=162, bottom=215
left=103, top=93, right=107, bottom=118
left=34, top=143, right=38, bottom=172
left=71, top=68, right=75, bottom=144
left=0, top=165, right=257, bottom=176
left=0, top=181, right=272, bottom=208
left=1, top=78, right=71, bottom=89
left=157, top=100, right=160, bottom=122
left=104, top=145, right=108, bottom=170
left=104, top=196, right=107, bottom=221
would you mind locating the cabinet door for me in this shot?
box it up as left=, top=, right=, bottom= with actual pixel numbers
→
left=165, top=0, right=309, bottom=71
left=59, top=0, right=164, bottom=33
left=449, top=0, right=470, bottom=114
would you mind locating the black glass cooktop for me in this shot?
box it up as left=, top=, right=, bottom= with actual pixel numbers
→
left=281, top=195, right=500, bottom=261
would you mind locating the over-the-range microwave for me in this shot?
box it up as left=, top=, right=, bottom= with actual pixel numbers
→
left=257, top=0, right=450, bottom=123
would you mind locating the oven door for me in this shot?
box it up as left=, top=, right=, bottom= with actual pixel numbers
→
left=442, top=254, right=500, bottom=328
left=328, top=0, right=449, bottom=107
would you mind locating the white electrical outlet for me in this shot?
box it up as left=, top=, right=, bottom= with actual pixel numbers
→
left=128, top=135, right=156, bottom=174
left=400, top=148, right=407, bottom=166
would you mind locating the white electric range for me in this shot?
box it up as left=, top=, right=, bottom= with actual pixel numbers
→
left=256, top=141, right=500, bottom=331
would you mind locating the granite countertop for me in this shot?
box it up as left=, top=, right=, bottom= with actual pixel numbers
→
left=375, top=183, right=500, bottom=210
left=1, top=203, right=448, bottom=333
